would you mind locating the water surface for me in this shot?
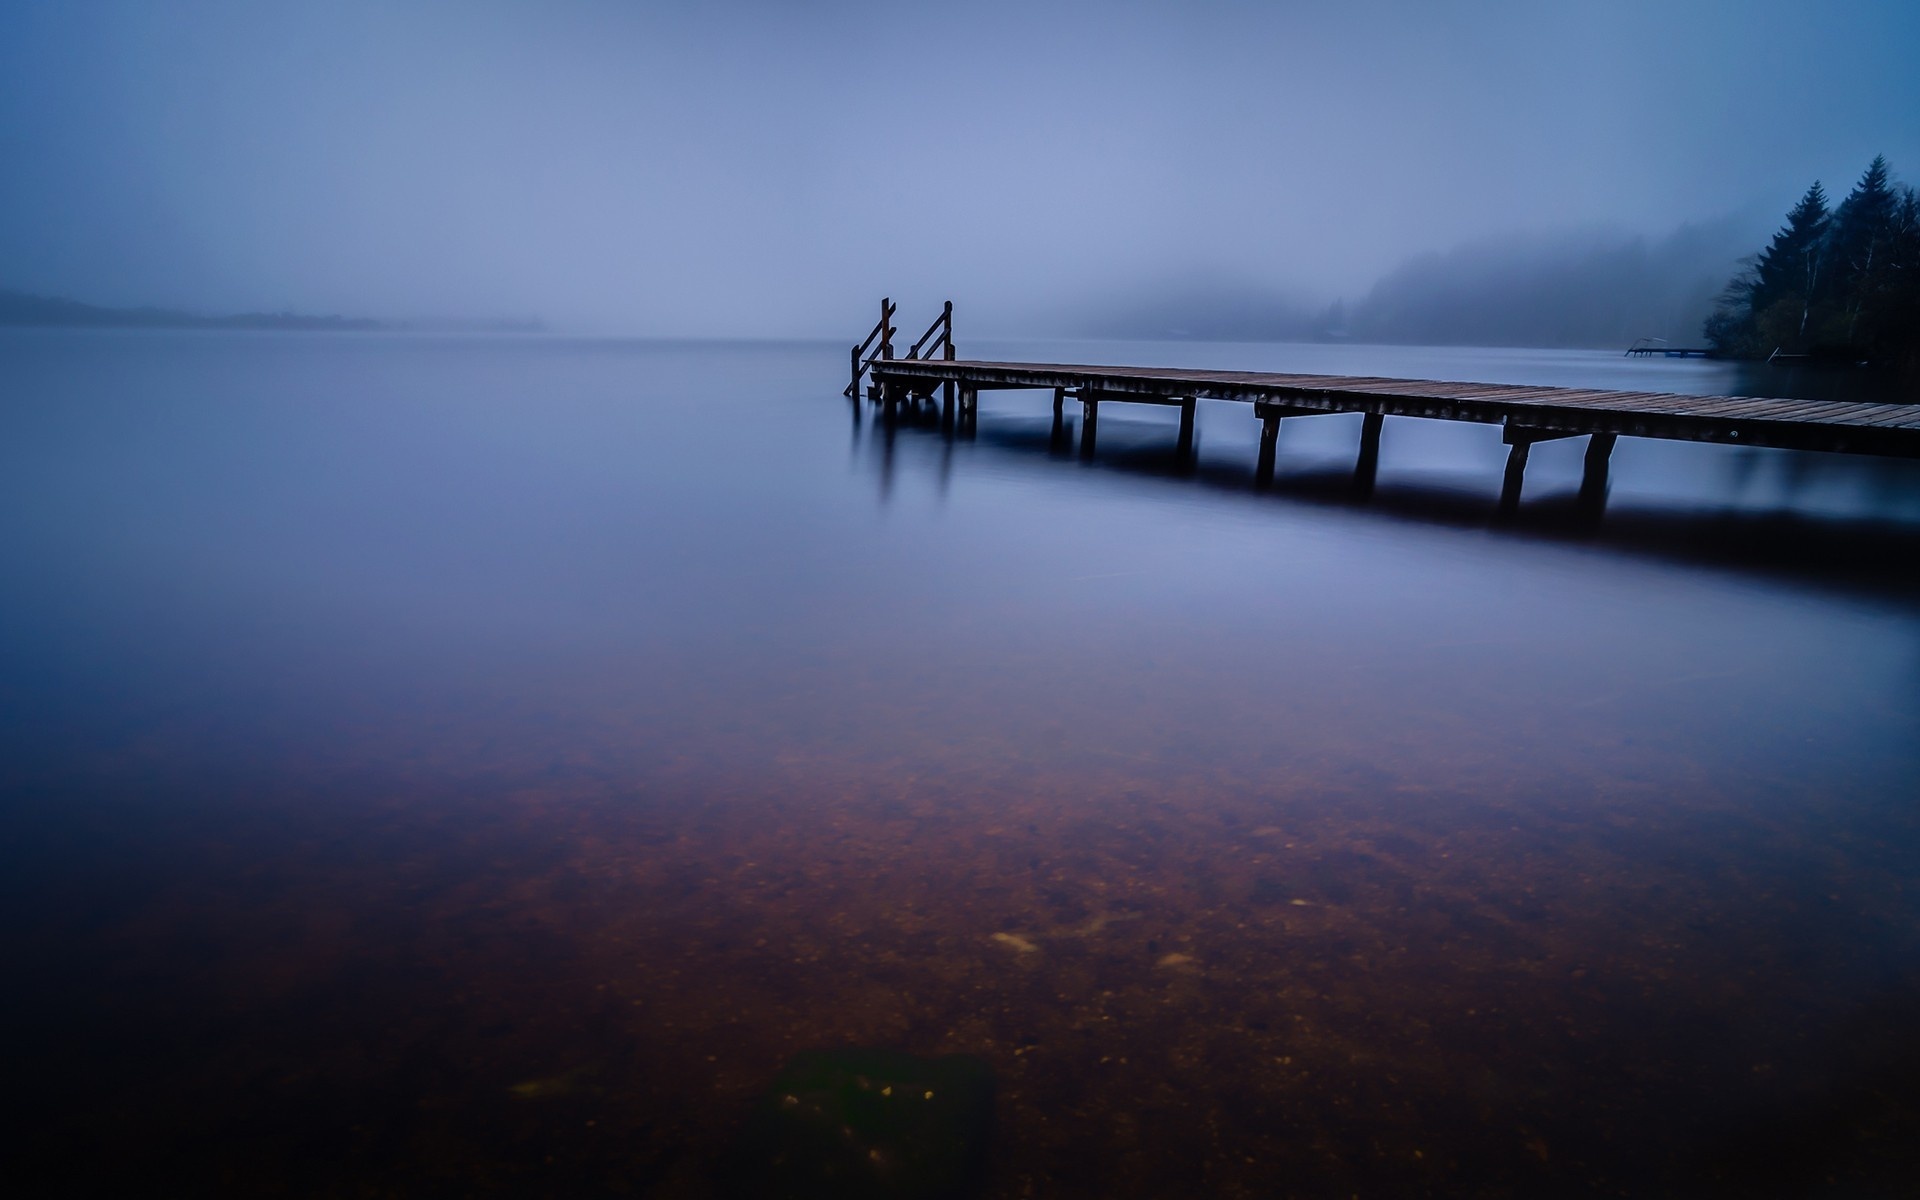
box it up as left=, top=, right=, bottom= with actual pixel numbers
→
left=4, top=332, right=1918, bottom=1197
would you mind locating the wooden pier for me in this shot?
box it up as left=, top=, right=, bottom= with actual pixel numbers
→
left=848, top=301, right=1919, bottom=511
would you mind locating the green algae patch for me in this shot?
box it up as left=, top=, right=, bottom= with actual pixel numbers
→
left=725, top=1048, right=995, bottom=1199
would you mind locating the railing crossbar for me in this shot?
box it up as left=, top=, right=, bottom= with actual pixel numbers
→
left=846, top=298, right=899, bottom=399
left=906, top=302, right=954, bottom=361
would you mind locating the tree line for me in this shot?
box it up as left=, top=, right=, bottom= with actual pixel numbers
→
left=1706, top=155, right=1920, bottom=372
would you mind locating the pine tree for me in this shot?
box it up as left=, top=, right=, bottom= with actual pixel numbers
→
left=1824, top=155, right=1899, bottom=348
left=1748, top=181, right=1828, bottom=348
left=1857, top=184, right=1920, bottom=372
left=1705, top=181, right=1830, bottom=357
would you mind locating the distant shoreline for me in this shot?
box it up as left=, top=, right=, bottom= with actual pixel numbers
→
left=0, top=289, right=541, bottom=334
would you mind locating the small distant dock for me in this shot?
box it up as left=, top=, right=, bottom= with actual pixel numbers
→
left=1624, top=339, right=1714, bottom=358
left=848, top=300, right=1920, bottom=510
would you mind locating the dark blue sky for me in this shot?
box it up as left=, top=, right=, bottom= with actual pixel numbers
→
left=2, top=0, right=1916, bottom=334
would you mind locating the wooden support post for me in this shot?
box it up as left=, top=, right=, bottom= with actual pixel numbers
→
left=1580, top=432, right=1616, bottom=511
left=1355, top=412, right=1383, bottom=494
left=1053, top=387, right=1065, bottom=418
left=1498, top=426, right=1576, bottom=514
left=1256, top=413, right=1280, bottom=484
left=1499, top=441, right=1530, bottom=514
left=1177, top=396, right=1195, bottom=454
left=1079, top=391, right=1098, bottom=458
left=1583, top=431, right=1617, bottom=475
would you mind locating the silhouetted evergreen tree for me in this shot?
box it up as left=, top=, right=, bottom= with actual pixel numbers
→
left=1756, top=183, right=1829, bottom=342
left=1869, top=186, right=1920, bottom=374
left=1821, top=155, right=1899, bottom=349
left=1706, top=156, right=1920, bottom=373
left=1706, top=182, right=1830, bottom=357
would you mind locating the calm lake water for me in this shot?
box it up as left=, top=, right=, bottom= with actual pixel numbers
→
left=4, top=331, right=1919, bottom=1197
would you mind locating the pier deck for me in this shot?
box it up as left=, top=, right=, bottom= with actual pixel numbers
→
left=869, top=359, right=1920, bottom=458
left=863, top=356, right=1918, bottom=510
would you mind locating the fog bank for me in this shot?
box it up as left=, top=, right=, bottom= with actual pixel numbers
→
left=1, top=1, right=1915, bottom=337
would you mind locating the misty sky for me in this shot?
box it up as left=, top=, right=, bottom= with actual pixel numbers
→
left=2, top=0, right=1916, bottom=335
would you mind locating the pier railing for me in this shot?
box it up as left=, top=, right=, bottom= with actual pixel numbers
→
left=845, top=297, right=897, bottom=399
left=906, top=301, right=955, bottom=362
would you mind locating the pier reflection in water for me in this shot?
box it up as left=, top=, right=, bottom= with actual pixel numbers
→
left=6, top=332, right=1920, bottom=1197
left=864, top=383, right=1920, bottom=603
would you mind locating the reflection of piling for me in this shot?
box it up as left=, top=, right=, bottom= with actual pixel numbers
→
left=877, top=405, right=896, bottom=503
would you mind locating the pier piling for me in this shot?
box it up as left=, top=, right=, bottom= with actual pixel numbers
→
left=1355, top=412, right=1384, bottom=495
left=1500, top=441, right=1531, bottom=514
left=1579, top=433, right=1617, bottom=511
left=1256, top=414, right=1280, bottom=484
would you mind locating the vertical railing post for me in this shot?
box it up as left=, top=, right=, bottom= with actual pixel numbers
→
left=941, top=301, right=955, bottom=406
left=875, top=298, right=895, bottom=405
